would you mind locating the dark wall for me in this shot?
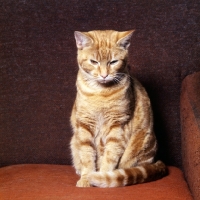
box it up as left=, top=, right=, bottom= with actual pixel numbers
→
left=1, top=0, right=200, bottom=168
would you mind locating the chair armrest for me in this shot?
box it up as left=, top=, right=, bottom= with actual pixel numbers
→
left=181, top=71, right=200, bottom=200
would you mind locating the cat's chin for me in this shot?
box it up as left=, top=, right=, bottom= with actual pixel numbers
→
left=97, top=80, right=116, bottom=87
left=98, top=80, right=110, bottom=84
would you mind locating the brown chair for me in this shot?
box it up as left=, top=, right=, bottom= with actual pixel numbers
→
left=0, top=1, right=199, bottom=199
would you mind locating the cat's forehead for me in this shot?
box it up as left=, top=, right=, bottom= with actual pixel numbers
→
left=87, top=30, right=118, bottom=45
left=87, top=31, right=121, bottom=60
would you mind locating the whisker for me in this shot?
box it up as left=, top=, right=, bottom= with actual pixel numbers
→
left=113, top=78, right=120, bottom=84
left=116, top=73, right=134, bottom=82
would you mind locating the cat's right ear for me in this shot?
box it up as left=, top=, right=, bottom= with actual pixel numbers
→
left=74, top=31, right=93, bottom=50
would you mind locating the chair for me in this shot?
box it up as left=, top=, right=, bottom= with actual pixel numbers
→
left=0, top=1, right=199, bottom=199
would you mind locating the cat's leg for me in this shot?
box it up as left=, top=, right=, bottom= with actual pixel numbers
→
left=99, top=126, right=126, bottom=172
left=70, top=126, right=96, bottom=187
left=70, top=136, right=82, bottom=175
left=118, top=83, right=157, bottom=168
left=119, top=129, right=157, bottom=168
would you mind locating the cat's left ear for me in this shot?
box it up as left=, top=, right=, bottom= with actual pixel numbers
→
left=117, top=30, right=135, bottom=49
left=74, top=31, right=93, bottom=50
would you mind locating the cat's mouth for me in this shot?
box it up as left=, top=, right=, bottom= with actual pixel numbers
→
left=97, top=75, right=123, bottom=86
left=98, top=80, right=116, bottom=87
left=97, top=76, right=114, bottom=84
left=97, top=74, right=125, bottom=85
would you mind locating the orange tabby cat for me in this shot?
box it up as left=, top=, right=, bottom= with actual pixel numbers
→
left=70, top=30, right=167, bottom=187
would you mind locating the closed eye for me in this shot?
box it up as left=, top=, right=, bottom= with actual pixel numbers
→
left=90, top=59, right=99, bottom=65
left=110, top=60, right=118, bottom=65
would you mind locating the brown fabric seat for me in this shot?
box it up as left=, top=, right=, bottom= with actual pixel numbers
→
left=0, top=164, right=193, bottom=200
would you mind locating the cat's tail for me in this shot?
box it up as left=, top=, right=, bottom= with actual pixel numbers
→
left=88, top=160, right=168, bottom=188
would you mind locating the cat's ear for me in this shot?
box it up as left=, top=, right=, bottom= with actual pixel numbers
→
left=74, top=31, right=93, bottom=50
left=117, top=30, right=135, bottom=49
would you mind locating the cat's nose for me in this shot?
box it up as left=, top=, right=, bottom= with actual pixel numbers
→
left=101, top=74, right=108, bottom=79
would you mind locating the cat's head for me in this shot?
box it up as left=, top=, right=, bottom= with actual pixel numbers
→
left=74, top=30, right=134, bottom=85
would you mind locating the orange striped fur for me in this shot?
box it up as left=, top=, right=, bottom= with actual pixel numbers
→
left=70, top=30, right=168, bottom=187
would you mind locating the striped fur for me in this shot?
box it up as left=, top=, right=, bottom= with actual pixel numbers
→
left=70, top=30, right=168, bottom=188
left=88, top=161, right=167, bottom=187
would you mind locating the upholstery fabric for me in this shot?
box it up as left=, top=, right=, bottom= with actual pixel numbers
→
left=1, top=0, right=200, bottom=169
left=181, top=71, right=200, bottom=200
left=0, top=164, right=193, bottom=200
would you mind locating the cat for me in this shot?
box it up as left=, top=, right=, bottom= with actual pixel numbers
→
left=70, top=30, right=167, bottom=188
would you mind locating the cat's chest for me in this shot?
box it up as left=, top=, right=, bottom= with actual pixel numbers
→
left=78, top=88, right=127, bottom=108
left=80, top=96, right=127, bottom=117
left=80, top=96, right=130, bottom=128
left=76, top=85, right=132, bottom=129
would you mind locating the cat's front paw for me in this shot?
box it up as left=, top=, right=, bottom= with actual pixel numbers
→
left=75, top=170, right=81, bottom=175
left=76, top=178, right=91, bottom=187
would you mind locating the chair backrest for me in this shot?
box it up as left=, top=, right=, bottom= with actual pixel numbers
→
left=1, top=0, right=199, bottom=168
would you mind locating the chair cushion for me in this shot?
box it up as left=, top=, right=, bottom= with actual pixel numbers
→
left=0, top=164, right=192, bottom=200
